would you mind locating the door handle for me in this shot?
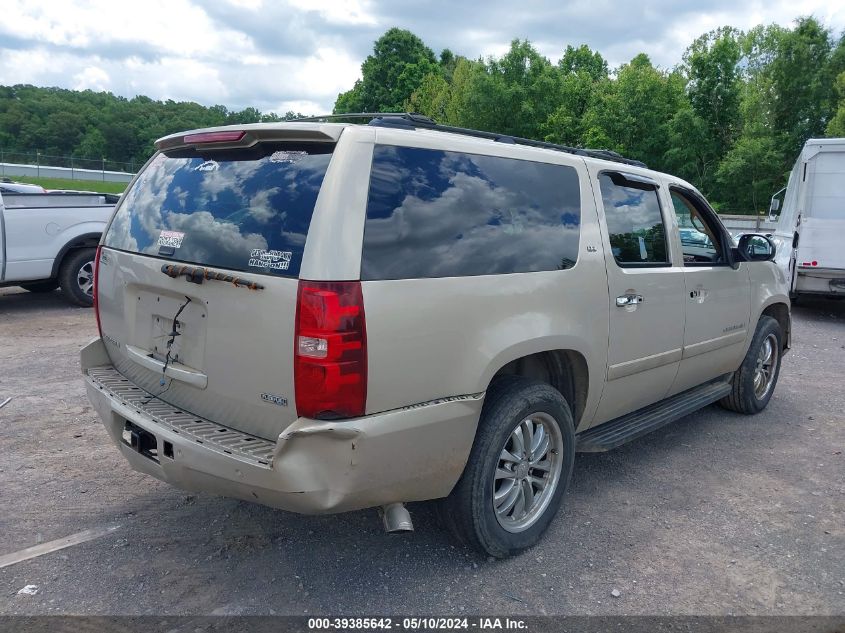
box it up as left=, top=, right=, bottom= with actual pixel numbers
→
left=616, top=294, right=644, bottom=307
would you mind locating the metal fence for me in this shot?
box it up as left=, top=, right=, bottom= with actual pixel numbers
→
left=0, top=150, right=138, bottom=177
left=720, top=214, right=777, bottom=235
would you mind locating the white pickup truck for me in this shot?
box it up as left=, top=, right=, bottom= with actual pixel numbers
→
left=0, top=191, right=117, bottom=306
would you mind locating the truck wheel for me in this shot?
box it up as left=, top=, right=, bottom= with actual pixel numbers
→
left=438, top=376, right=575, bottom=558
left=20, top=280, right=59, bottom=293
left=58, top=248, right=96, bottom=307
left=719, top=316, right=783, bottom=414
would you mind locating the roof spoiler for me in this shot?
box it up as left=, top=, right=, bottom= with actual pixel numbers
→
left=155, top=123, right=342, bottom=151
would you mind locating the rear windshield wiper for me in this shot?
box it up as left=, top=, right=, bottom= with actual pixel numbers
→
left=160, top=264, right=265, bottom=290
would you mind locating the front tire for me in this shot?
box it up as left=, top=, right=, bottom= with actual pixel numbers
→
left=719, top=316, right=783, bottom=414
left=58, top=248, right=96, bottom=307
left=438, top=376, right=575, bottom=558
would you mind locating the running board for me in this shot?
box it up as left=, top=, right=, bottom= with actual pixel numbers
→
left=576, top=379, right=732, bottom=452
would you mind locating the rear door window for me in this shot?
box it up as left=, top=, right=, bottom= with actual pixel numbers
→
left=104, top=142, right=333, bottom=278
left=598, top=172, right=669, bottom=266
left=361, top=145, right=582, bottom=280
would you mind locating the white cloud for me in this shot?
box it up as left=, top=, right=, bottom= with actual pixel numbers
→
left=276, top=99, right=326, bottom=114
left=73, top=66, right=110, bottom=91
left=289, top=0, right=378, bottom=25
left=0, top=0, right=253, bottom=58
left=295, top=47, right=362, bottom=96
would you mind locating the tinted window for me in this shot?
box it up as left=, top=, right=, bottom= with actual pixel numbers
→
left=670, top=190, right=726, bottom=265
left=599, top=173, right=668, bottom=266
left=104, top=142, right=333, bottom=278
left=361, top=146, right=581, bottom=280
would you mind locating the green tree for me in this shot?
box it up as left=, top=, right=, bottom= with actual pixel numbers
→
left=766, top=17, right=837, bottom=156
left=449, top=40, right=563, bottom=139
left=664, top=105, right=716, bottom=192
left=228, top=107, right=263, bottom=124
left=75, top=127, right=107, bottom=159
left=715, top=134, right=783, bottom=213
left=334, top=28, right=439, bottom=113
left=439, top=48, right=459, bottom=83
left=559, top=44, right=608, bottom=81
left=683, top=27, right=743, bottom=157
left=42, top=111, right=86, bottom=154
left=827, top=71, right=845, bottom=136
left=406, top=72, right=451, bottom=121
left=581, top=54, right=684, bottom=168
left=541, top=45, right=607, bottom=145
left=443, top=57, right=486, bottom=126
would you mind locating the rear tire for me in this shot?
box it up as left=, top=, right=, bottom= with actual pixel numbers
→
left=58, top=248, right=96, bottom=307
left=20, top=280, right=58, bottom=293
left=719, top=316, right=783, bottom=414
left=438, top=376, right=575, bottom=558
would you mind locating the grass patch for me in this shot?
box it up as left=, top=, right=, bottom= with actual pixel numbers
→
left=4, top=176, right=127, bottom=194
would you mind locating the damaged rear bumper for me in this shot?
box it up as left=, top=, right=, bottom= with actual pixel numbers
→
left=82, top=338, right=483, bottom=514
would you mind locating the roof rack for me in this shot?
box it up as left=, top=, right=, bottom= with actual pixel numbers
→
left=293, top=112, right=647, bottom=168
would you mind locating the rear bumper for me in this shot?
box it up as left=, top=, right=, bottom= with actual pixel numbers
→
left=82, top=339, right=483, bottom=514
left=796, top=268, right=845, bottom=295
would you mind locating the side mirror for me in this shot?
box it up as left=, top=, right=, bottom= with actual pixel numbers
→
left=767, top=198, right=781, bottom=223
left=736, top=234, right=776, bottom=262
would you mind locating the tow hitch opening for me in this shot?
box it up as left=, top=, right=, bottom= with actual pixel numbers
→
left=122, top=421, right=159, bottom=463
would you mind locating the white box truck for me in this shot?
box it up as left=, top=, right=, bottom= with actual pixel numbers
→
left=768, top=138, right=845, bottom=299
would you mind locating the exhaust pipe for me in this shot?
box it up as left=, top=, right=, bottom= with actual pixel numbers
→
left=381, top=503, right=413, bottom=533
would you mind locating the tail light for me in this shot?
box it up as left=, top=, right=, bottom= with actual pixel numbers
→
left=93, top=245, right=103, bottom=337
left=294, top=281, right=367, bottom=419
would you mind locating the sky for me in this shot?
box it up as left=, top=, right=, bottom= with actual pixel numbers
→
left=1, top=0, right=844, bottom=115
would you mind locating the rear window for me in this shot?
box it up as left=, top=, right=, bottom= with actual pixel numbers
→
left=361, top=145, right=581, bottom=280
left=104, top=142, right=333, bottom=278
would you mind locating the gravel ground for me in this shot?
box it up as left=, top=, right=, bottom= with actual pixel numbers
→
left=0, top=286, right=843, bottom=616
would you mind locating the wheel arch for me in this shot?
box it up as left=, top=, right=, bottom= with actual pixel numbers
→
left=50, top=232, right=101, bottom=278
left=489, top=349, right=590, bottom=431
left=760, top=301, right=791, bottom=351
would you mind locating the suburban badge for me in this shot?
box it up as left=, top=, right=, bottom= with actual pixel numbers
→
left=260, top=393, right=288, bottom=407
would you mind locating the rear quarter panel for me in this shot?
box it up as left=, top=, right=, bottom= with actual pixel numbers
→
left=362, top=264, right=608, bottom=421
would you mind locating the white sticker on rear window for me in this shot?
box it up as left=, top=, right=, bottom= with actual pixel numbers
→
left=248, top=249, right=292, bottom=270
left=158, top=230, right=185, bottom=249
left=195, top=160, right=219, bottom=172
left=269, top=150, right=307, bottom=164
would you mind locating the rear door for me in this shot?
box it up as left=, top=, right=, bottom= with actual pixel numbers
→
left=589, top=168, right=686, bottom=426
left=797, top=150, right=845, bottom=272
left=665, top=186, right=750, bottom=395
left=99, top=133, right=338, bottom=440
